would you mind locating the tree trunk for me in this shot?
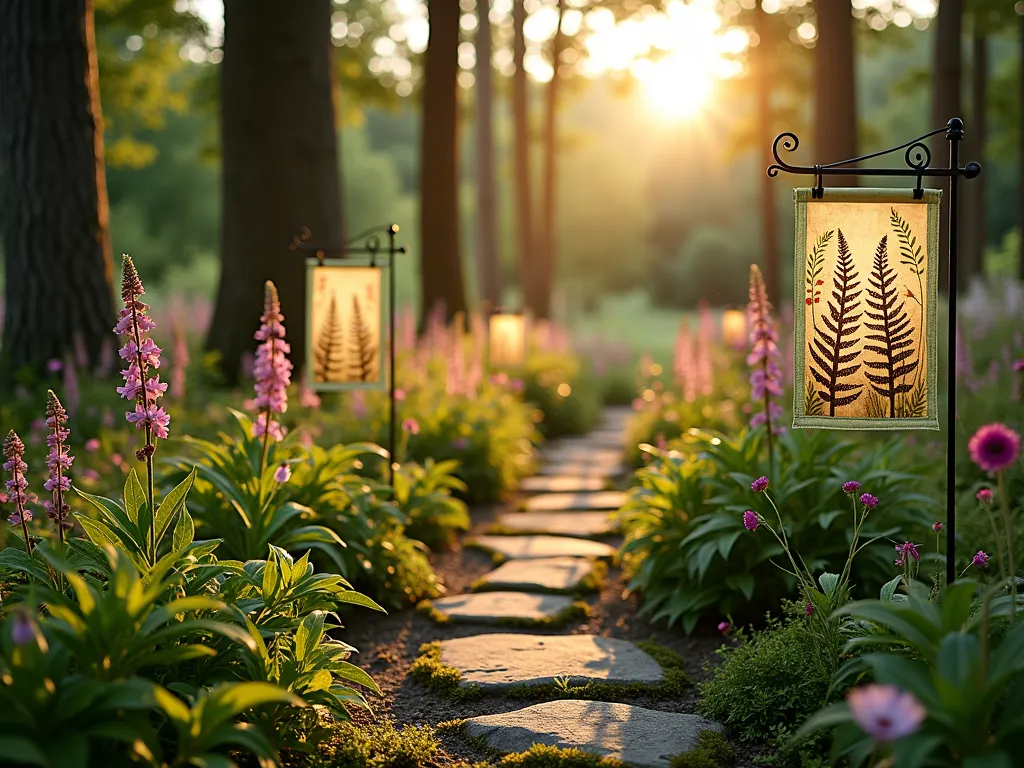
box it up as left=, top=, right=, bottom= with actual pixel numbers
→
left=419, top=0, right=468, bottom=326
left=0, top=0, right=115, bottom=374
left=209, top=0, right=341, bottom=383
left=533, top=0, right=567, bottom=321
left=755, top=5, right=780, bottom=306
left=475, top=0, right=501, bottom=308
left=813, top=0, right=857, bottom=165
left=512, top=0, right=534, bottom=308
left=967, top=32, right=987, bottom=282
left=1019, top=11, right=1024, bottom=281
left=932, top=0, right=962, bottom=294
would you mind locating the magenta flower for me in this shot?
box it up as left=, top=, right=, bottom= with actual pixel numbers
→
left=717, top=621, right=731, bottom=634
left=751, top=476, right=769, bottom=493
left=847, top=684, right=925, bottom=742
left=116, top=255, right=169, bottom=456
left=395, top=388, right=407, bottom=402
left=932, top=521, right=943, bottom=532
left=3, top=431, right=34, bottom=552
left=10, top=613, right=35, bottom=646
left=46, top=358, right=63, bottom=373
left=972, top=550, right=990, bottom=568
left=894, top=542, right=920, bottom=567
left=976, top=488, right=993, bottom=504
left=1014, top=359, right=1024, bottom=372
left=743, top=510, right=759, bottom=531
left=967, top=423, right=1021, bottom=473
left=402, top=418, right=421, bottom=435
left=805, top=603, right=815, bottom=617
left=860, top=493, right=879, bottom=509
left=43, top=391, right=74, bottom=540
left=84, top=438, right=101, bottom=452
left=274, top=464, right=292, bottom=483
left=249, top=281, right=292, bottom=443
left=842, top=481, right=861, bottom=494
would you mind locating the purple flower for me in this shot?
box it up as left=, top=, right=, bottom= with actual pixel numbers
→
left=743, top=510, right=760, bottom=531
left=847, top=684, right=925, bottom=742
left=751, top=476, right=769, bottom=493
left=46, top=358, right=63, bottom=373
left=717, top=621, right=731, bottom=634
left=1014, top=359, right=1024, bottom=372
left=274, top=464, right=292, bottom=483
left=967, top=423, right=1021, bottom=473
left=298, top=383, right=321, bottom=409
left=932, top=521, right=943, bottom=532
left=116, top=256, right=169, bottom=451
left=842, top=481, right=861, bottom=494
left=805, top=602, right=815, bottom=617
left=894, top=542, right=920, bottom=567
left=403, top=418, right=420, bottom=435
left=860, top=493, right=879, bottom=509
left=972, top=550, right=990, bottom=568
left=3, top=431, right=34, bottom=552
left=976, top=488, right=993, bottom=504
left=249, top=282, right=292, bottom=443
left=84, top=438, right=101, bottom=452
left=10, top=613, right=35, bottom=646
left=42, top=391, right=74, bottom=539
left=746, top=265, right=783, bottom=434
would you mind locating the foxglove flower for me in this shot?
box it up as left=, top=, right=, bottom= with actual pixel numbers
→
left=967, top=423, right=1021, bottom=473
left=847, top=684, right=925, bottom=742
left=249, top=281, right=292, bottom=442
left=746, top=265, right=784, bottom=435
left=743, top=510, right=760, bottom=531
left=3, top=431, right=33, bottom=551
left=976, top=488, right=993, bottom=504
left=43, top=391, right=74, bottom=537
left=116, top=255, right=169, bottom=455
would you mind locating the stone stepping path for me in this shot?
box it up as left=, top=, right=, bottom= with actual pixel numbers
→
left=539, top=445, right=622, bottom=464
left=521, top=491, right=627, bottom=512
left=426, top=592, right=576, bottom=625
left=537, top=461, right=628, bottom=478
left=437, top=633, right=664, bottom=689
left=473, top=556, right=596, bottom=593
left=520, top=475, right=607, bottom=493
left=466, top=701, right=724, bottom=768
left=470, top=534, right=615, bottom=560
left=493, top=511, right=617, bottom=539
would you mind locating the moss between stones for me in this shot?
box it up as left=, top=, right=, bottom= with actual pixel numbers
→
left=485, top=523, right=620, bottom=539
left=668, top=731, right=737, bottom=768
left=469, top=560, right=610, bottom=597
left=295, top=719, right=444, bottom=768
left=409, top=638, right=691, bottom=703
left=464, top=540, right=510, bottom=563
left=438, top=719, right=626, bottom=768
left=415, top=599, right=591, bottom=629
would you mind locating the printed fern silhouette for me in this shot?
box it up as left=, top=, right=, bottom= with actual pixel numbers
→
left=804, top=380, right=825, bottom=417
left=348, top=295, right=377, bottom=382
left=896, top=378, right=927, bottom=418
left=863, top=235, right=919, bottom=418
left=807, top=229, right=863, bottom=416
left=805, top=229, right=835, bottom=331
left=313, top=293, right=345, bottom=382
left=890, top=208, right=924, bottom=307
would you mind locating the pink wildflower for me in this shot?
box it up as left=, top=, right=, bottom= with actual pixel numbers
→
left=43, top=391, right=74, bottom=538
left=3, top=431, right=34, bottom=552
left=932, top=521, right=943, bottom=532
left=894, top=542, right=920, bottom=567
left=717, top=621, right=731, bottom=634
left=847, top=685, right=925, bottom=742
left=274, top=464, right=292, bottom=483
left=84, top=438, right=101, bottom=452
left=751, top=476, right=769, bottom=493
left=403, top=418, right=421, bottom=435
left=743, top=510, right=759, bottom=531
left=972, top=550, right=990, bottom=568
left=842, top=481, right=861, bottom=494
left=860, top=493, right=879, bottom=509
left=967, top=423, right=1021, bottom=473
left=249, top=281, right=292, bottom=442
left=976, top=488, right=993, bottom=504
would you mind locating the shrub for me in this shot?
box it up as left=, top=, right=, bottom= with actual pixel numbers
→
left=393, top=458, right=470, bottom=549
left=668, top=731, right=736, bottom=768
left=522, top=352, right=602, bottom=438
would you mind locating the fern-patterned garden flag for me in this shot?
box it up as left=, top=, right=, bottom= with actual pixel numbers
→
left=793, top=188, right=940, bottom=430
left=305, top=260, right=386, bottom=391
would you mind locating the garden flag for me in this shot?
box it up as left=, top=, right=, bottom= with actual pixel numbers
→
left=305, top=259, right=387, bottom=391
left=793, top=188, right=940, bottom=430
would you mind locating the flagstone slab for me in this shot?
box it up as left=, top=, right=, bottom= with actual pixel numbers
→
left=540, top=446, right=623, bottom=464
left=521, top=475, right=607, bottom=493
left=522, top=491, right=627, bottom=512
left=493, top=511, right=617, bottom=539
left=427, top=592, right=575, bottom=625
left=465, top=700, right=724, bottom=768
left=438, top=633, right=664, bottom=689
left=470, top=535, right=616, bottom=560
left=537, top=461, right=628, bottom=478
left=474, top=556, right=596, bottom=593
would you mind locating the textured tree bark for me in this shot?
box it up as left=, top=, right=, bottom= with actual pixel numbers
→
left=475, top=0, right=501, bottom=307
left=755, top=5, right=780, bottom=306
left=512, top=0, right=534, bottom=309
left=966, top=32, right=987, bottom=281
left=932, top=0, right=962, bottom=294
left=208, top=0, right=341, bottom=384
left=0, top=0, right=115, bottom=373
left=533, top=0, right=567, bottom=321
left=419, top=0, right=468, bottom=326
left=813, top=0, right=857, bottom=166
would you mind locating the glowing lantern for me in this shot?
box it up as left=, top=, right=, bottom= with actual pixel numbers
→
left=721, top=309, right=747, bottom=349
left=305, top=261, right=386, bottom=391
left=488, top=311, right=528, bottom=368
left=793, top=188, right=939, bottom=430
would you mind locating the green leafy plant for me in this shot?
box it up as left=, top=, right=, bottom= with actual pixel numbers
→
left=392, top=458, right=470, bottom=549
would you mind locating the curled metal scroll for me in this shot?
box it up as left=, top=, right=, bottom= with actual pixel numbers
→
left=767, top=125, right=948, bottom=178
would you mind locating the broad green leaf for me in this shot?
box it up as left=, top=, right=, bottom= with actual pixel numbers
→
left=173, top=507, right=195, bottom=552
left=154, top=468, right=196, bottom=546
left=124, top=470, right=147, bottom=524
left=202, top=682, right=304, bottom=728
left=0, top=737, right=48, bottom=766
left=295, top=611, right=326, bottom=663
left=818, top=572, right=840, bottom=597
left=880, top=575, right=903, bottom=602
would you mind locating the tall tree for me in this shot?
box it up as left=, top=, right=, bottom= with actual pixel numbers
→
left=419, top=0, right=468, bottom=325
left=814, top=0, right=857, bottom=165
left=532, top=0, right=568, bottom=320
left=0, top=0, right=116, bottom=372
left=966, top=29, right=987, bottom=281
left=511, top=0, right=534, bottom=308
left=932, top=0, right=962, bottom=293
left=754, top=3, right=781, bottom=305
left=208, top=0, right=341, bottom=383
left=476, top=0, right=501, bottom=308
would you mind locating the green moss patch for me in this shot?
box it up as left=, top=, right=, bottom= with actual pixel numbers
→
left=416, top=599, right=591, bottom=629
left=668, top=731, right=736, bottom=768
left=299, top=719, right=444, bottom=768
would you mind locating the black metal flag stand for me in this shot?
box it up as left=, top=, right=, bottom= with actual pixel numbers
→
left=291, top=224, right=405, bottom=485
left=768, top=117, right=982, bottom=585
